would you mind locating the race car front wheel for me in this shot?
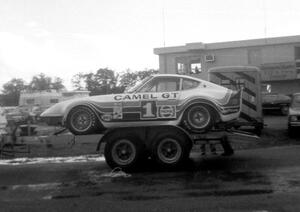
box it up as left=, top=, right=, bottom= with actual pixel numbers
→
left=182, top=104, right=214, bottom=133
left=66, top=106, right=99, bottom=135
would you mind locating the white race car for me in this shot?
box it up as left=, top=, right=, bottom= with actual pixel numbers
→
left=41, top=74, right=242, bottom=135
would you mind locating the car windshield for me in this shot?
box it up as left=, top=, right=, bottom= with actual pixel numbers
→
left=126, top=76, right=153, bottom=93
left=291, top=95, right=300, bottom=108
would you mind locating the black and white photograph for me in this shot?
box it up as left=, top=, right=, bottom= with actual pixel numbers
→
left=0, top=0, right=300, bottom=211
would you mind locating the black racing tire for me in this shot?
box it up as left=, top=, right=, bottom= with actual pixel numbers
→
left=182, top=104, right=215, bottom=133
left=66, top=106, right=100, bottom=135
left=104, top=134, right=145, bottom=171
left=151, top=132, right=191, bottom=169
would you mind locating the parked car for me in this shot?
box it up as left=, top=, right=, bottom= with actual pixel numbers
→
left=262, top=93, right=291, bottom=115
left=41, top=74, right=242, bottom=135
left=288, top=93, right=300, bottom=136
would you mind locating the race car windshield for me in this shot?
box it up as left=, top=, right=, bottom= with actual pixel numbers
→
left=126, top=76, right=153, bottom=93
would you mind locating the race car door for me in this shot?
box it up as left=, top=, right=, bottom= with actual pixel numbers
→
left=134, top=76, right=181, bottom=121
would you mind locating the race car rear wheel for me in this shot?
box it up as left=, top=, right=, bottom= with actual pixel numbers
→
left=182, top=104, right=214, bottom=133
left=66, top=106, right=99, bottom=135
left=151, top=132, right=191, bottom=169
left=104, top=134, right=145, bottom=171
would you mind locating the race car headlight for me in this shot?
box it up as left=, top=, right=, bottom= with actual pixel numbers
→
left=290, top=115, right=298, bottom=122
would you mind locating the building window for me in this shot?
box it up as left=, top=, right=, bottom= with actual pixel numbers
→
left=176, top=57, right=203, bottom=75
left=190, top=62, right=201, bottom=74
left=50, top=99, right=59, bottom=104
left=26, top=99, right=35, bottom=105
left=177, top=63, right=186, bottom=74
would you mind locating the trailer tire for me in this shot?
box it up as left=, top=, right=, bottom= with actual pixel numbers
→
left=104, top=134, right=145, bottom=171
left=182, top=104, right=214, bottom=133
left=151, top=132, right=191, bottom=169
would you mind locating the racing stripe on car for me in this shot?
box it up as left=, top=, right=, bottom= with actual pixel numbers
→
left=177, top=90, right=232, bottom=109
left=88, top=100, right=179, bottom=122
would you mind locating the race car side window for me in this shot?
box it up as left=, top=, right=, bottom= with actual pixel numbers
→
left=182, top=78, right=200, bottom=90
left=138, top=77, right=180, bottom=92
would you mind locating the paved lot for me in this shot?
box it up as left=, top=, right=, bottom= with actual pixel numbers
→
left=0, top=145, right=300, bottom=212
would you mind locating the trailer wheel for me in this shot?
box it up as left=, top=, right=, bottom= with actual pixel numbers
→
left=66, top=106, right=100, bottom=135
left=182, top=104, right=214, bottom=133
left=151, top=132, right=190, bottom=169
left=104, top=134, right=144, bottom=171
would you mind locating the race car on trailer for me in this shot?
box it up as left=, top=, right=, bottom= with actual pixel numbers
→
left=41, top=74, right=242, bottom=135
left=41, top=74, right=243, bottom=170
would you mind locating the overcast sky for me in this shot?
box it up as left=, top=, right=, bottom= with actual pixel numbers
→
left=0, top=0, right=300, bottom=90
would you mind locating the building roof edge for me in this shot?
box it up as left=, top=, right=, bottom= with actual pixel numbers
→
left=154, top=35, right=300, bottom=55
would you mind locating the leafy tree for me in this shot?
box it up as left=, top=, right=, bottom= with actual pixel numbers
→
left=1, top=78, right=26, bottom=106
left=28, top=73, right=65, bottom=91
left=71, top=68, right=159, bottom=96
left=86, top=68, right=119, bottom=95
left=51, top=77, right=65, bottom=91
left=118, top=69, right=139, bottom=89
left=118, top=69, right=158, bottom=90
left=71, top=68, right=119, bottom=95
left=29, top=73, right=52, bottom=91
left=71, top=73, right=85, bottom=90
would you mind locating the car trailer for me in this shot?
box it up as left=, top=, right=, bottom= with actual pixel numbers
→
left=1, top=121, right=258, bottom=170
left=96, top=125, right=259, bottom=171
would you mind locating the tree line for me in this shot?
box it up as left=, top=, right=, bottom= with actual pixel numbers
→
left=0, top=68, right=158, bottom=106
